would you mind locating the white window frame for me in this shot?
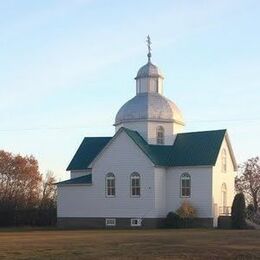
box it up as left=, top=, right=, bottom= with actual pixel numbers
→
left=180, top=173, right=191, bottom=198
left=105, top=218, right=116, bottom=226
left=106, top=172, right=115, bottom=197
left=156, top=126, right=165, bottom=145
left=131, top=218, right=142, bottom=227
left=130, top=172, right=141, bottom=197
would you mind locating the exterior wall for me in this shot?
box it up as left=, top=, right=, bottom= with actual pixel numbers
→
left=136, top=77, right=163, bottom=95
left=147, top=121, right=175, bottom=145
left=166, top=166, right=213, bottom=218
left=70, top=170, right=91, bottom=179
left=154, top=167, right=167, bottom=217
left=115, top=121, right=180, bottom=145
left=212, top=137, right=236, bottom=226
left=173, top=122, right=185, bottom=134
left=57, top=131, right=157, bottom=219
left=115, top=121, right=148, bottom=141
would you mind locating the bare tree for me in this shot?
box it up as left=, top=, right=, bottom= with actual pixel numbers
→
left=236, top=157, right=260, bottom=211
left=40, top=171, right=57, bottom=209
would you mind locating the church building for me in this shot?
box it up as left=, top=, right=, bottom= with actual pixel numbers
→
left=57, top=37, right=237, bottom=228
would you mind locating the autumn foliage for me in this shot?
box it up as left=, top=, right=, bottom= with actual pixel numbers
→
left=176, top=200, right=197, bottom=218
left=0, top=150, right=56, bottom=226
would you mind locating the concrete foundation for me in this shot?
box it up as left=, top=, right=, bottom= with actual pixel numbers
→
left=57, top=217, right=213, bottom=229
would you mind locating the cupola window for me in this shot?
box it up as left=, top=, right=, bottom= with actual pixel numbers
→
left=156, top=126, right=165, bottom=144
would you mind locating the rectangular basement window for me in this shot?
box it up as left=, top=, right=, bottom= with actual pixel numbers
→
left=105, top=218, right=116, bottom=226
left=131, top=218, right=142, bottom=227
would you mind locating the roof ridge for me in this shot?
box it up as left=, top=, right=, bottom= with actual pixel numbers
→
left=121, top=127, right=158, bottom=165
left=177, top=129, right=226, bottom=136
left=83, top=136, right=112, bottom=139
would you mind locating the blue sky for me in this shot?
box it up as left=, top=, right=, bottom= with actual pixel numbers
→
left=1, top=0, right=260, bottom=180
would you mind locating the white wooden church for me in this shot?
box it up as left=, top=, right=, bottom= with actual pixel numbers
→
left=57, top=37, right=237, bottom=228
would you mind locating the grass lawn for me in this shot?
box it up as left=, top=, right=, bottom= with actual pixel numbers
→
left=0, top=228, right=259, bottom=259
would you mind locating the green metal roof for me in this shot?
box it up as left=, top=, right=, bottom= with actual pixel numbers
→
left=66, top=137, right=112, bottom=171
left=123, top=128, right=226, bottom=167
left=66, top=128, right=226, bottom=170
left=56, top=174, right=92, bottom=185
left=167, top=130, right=226, bottom=166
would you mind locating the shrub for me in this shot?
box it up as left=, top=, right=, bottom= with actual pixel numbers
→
left=165, top=212, right=181, bottom=228
left=176, top=201, right=197, bottom=218
left=246, top=204, right=255, bottom=220
left=231, top=193, right=246, bottom=229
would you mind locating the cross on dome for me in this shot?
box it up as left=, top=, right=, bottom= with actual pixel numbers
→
left=146, top=35, right=152, bottom=62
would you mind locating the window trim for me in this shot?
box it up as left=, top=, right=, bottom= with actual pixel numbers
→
left=105, top=172, right=115, bottom=198
left=180, top=173, right=191, bottom=198
left=105, top=218, right=116, bottom=226
left=131, top=218, right=142, bottom=227
left=156, top=126, right=165, bottom=145
left=130, top=172, right=141, bottom=198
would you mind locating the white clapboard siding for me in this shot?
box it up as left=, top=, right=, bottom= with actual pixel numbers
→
left=70, top=170, right=91, bottom=179
left=154, top=167, right=167, bottom=217
left=166, top=166, right=213, bottom=218
left=212, top=136, right=236, bottom=226
left=58, top=131, right=157, bottom=218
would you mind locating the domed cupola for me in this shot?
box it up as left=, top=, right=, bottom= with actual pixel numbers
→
left=114, top=36, right=185, bottom=145
left=134, top=36, right=164, bottom=96
left=135, top=62, right=164, bottom=79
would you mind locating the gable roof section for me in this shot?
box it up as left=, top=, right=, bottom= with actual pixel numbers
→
left=167, top=129, right=226, bottom=167
left=124, top=128, right=226, bottom=167
left=67, top=128, right=227, bottom=171
left=56, top=174, right=92, bottom=185
left=123, top=127, right=171, bottom=165
left=66, top=137, right=112, bottom=171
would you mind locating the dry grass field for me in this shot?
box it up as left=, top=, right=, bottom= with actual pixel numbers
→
left=0, top=228, right=259, bottom=259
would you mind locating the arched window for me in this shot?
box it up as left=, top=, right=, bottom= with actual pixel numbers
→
left=106, top=173, right=115, bottom=197
left=156, top=126, right=165, bottom=145
left=221, top=183, right=227, bottom=207
left=130, top=172, right=141, bottom=197
left=221, top=183, right=228, bottom=214
left=181, top=173, right=191, bottom=197
left=221, top=149, right=227, bottom=173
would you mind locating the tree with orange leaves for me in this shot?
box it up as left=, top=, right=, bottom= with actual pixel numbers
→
left=0, top=150, right=42, bottom=209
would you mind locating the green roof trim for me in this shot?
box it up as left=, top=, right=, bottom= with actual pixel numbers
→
left=66, top=128, right=227, bottom=171
left=56, top=174, right=92, bottom=185
left=66, top=137, right=112, bottom=171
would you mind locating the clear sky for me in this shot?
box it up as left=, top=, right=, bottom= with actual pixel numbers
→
left=1, top=0, right=260, bottom=181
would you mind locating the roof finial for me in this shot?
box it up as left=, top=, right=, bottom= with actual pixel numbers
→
left=146, top=35, right=152, bottom=63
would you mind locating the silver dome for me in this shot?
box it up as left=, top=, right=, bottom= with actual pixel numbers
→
left=135, top=62, right=164, bottom=79
left=115, top=93, right=184, bottom=125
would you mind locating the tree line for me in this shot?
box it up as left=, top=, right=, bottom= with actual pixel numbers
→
left=0, top=150, right=56, bottom=226
left=236, top=156, right=260, bottom=212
